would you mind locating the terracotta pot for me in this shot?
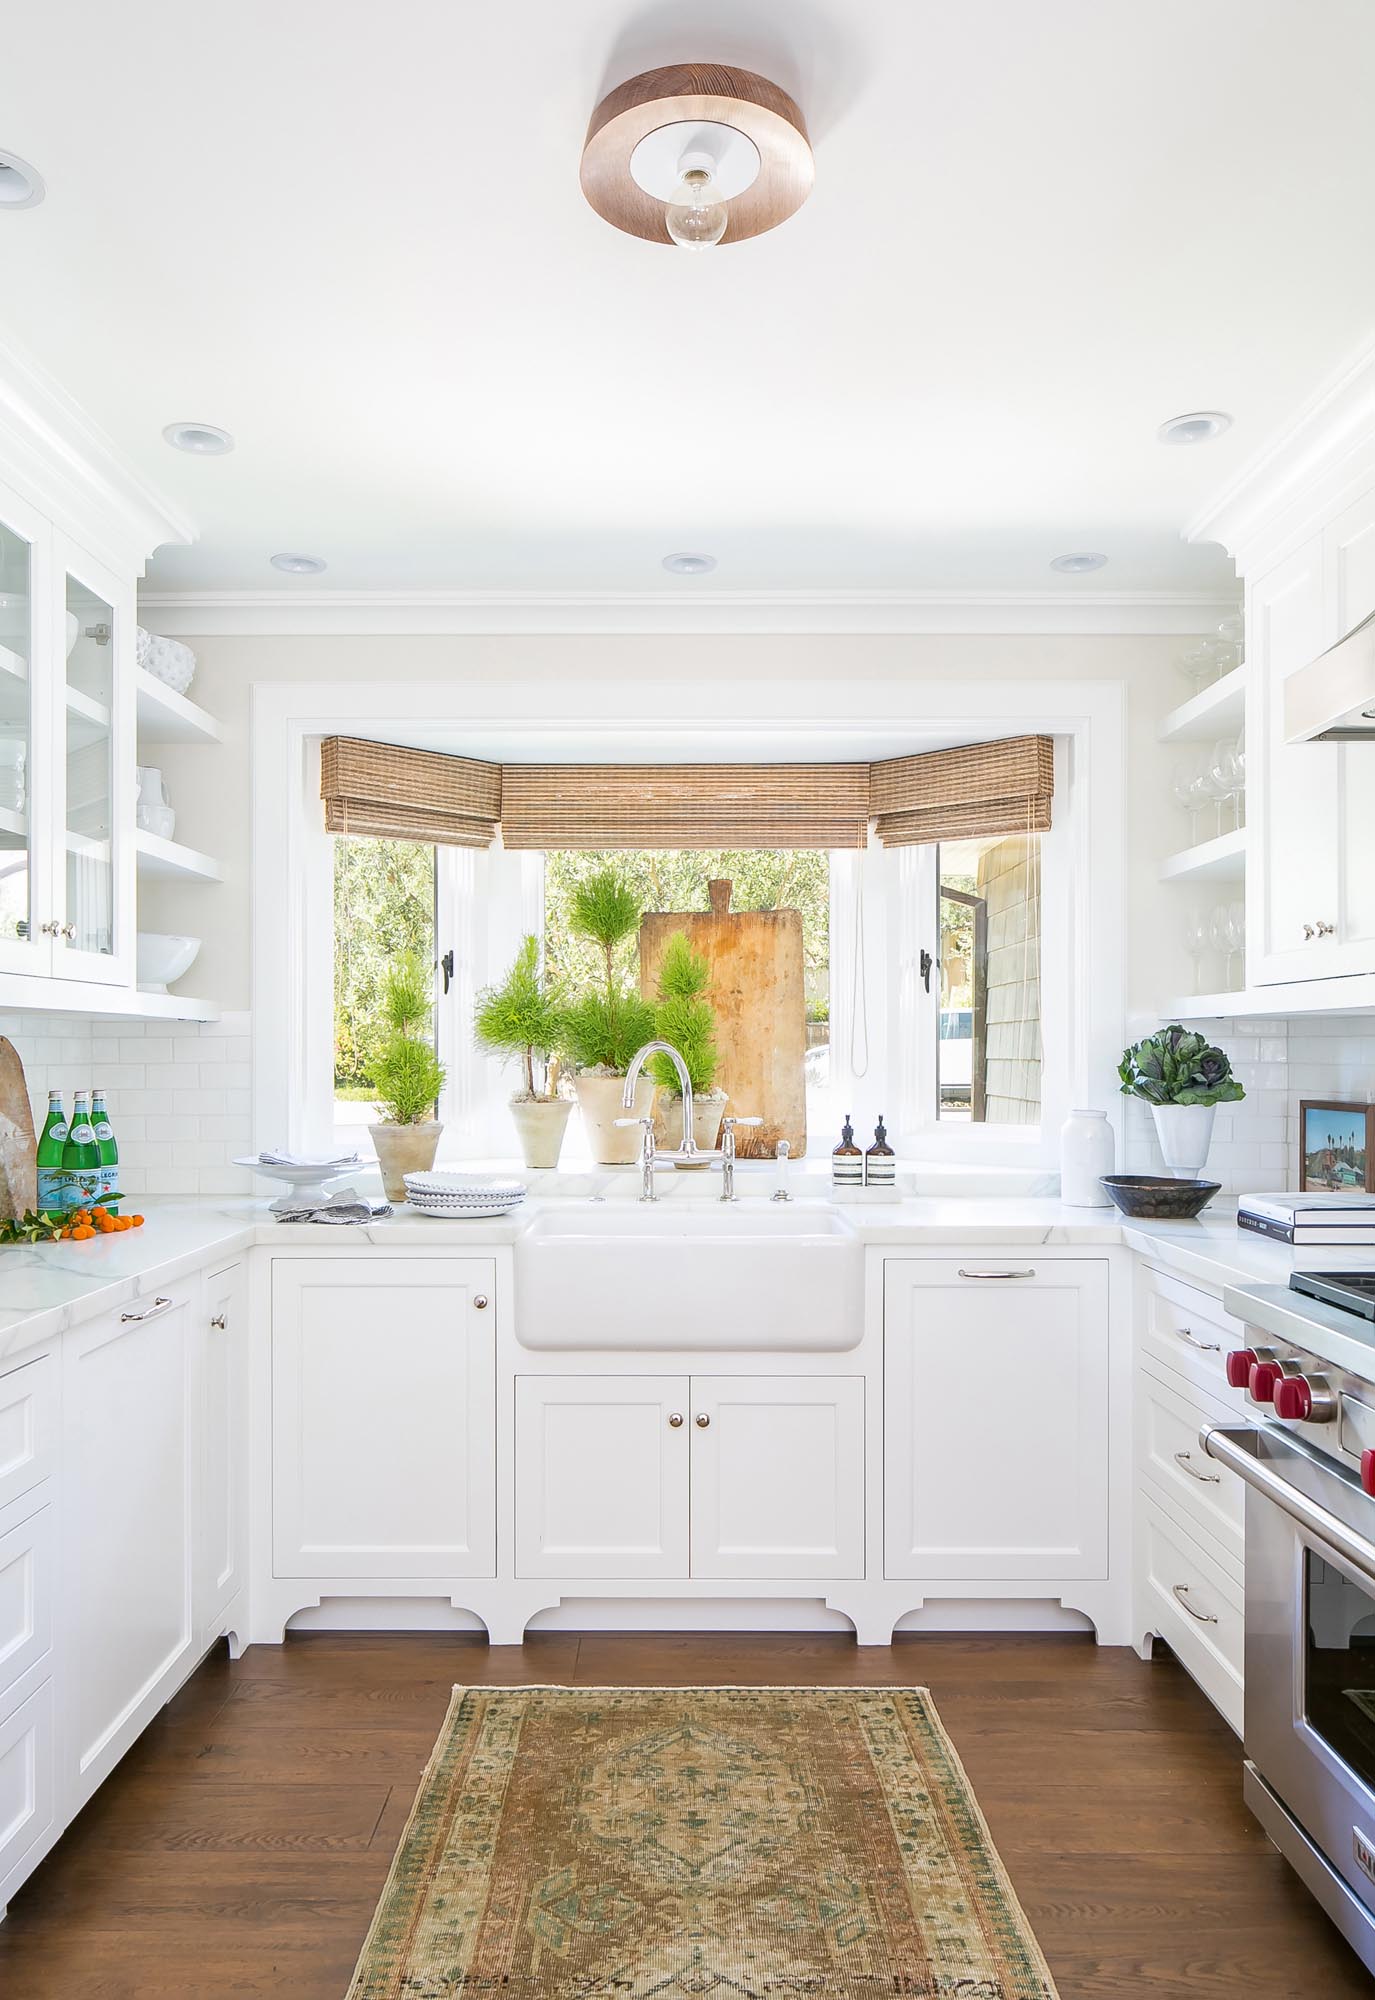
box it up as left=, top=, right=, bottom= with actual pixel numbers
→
left=509, top=1097, right=572, bottom=1170
left=652, top=1088, right=728, bottom=1163
left=573, top=1073, right=654, bottom=1165
left=370, top=1120, right=443, bottom=1201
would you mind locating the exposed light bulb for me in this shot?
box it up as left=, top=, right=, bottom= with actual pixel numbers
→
left=665, top=168, right=728, bottom=251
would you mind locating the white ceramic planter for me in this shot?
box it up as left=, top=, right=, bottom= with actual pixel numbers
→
left=1151, top=1102, right=1217, bottom=1181
left=509, top=1097, right=572, bottom=1170
left=573, top=1073, right=654, bottom=1165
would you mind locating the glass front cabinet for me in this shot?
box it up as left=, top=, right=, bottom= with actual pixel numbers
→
left=0, top=479, right=135, bottom=986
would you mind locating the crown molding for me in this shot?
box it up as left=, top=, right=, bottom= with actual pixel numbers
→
left=0, top=330, right=194, bottom=575
left=138, top=585, right=1235, bottom=639
left=1187, top=334, right=1375, bottom=568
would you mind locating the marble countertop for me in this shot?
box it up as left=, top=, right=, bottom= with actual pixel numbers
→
left=1, top=1188, right=1363, bottom=1368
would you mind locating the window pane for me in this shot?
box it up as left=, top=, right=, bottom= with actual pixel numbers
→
left=938, top=835, right=1041, bottom=1125
left=543, top=848, right=830, bottom=1147
left=333, top=836, right=437, bottom=1143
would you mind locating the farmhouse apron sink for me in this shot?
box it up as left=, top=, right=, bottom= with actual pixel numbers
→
left=514, top=1203, right=863, bottom=1349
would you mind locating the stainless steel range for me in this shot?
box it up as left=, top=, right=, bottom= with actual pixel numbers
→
left=1211, top=1270, right=1375, bottom=1972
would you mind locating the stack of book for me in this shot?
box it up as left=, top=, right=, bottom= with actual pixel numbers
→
left=1237, top=1192, right=1375, bottom=1247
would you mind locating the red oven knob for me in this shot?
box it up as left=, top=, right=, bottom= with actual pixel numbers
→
left=1226, top=1348, right=1258, bottom=1389
left=1249, top=1359, right=1284, bottom=1403
left=1362, top=1450, right=1375, bottom=1499
left=1274, top=1376, right=1313, bottom=1422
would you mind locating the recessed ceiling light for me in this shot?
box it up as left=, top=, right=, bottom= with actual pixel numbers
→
left=1049, top=551, right=1108, bottom=574
left=1157, top=411, right=1232, bottom=446
left=662, top=552, right=717, bottom=576
left=163, top=421, right=235, bottom=456
left=269, top=552, right=327, bottom=575
left=0, top=150, right=44, bottom=209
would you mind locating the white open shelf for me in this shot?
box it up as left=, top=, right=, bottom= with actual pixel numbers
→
left=1158, top=664, right=1247, bottom=745
left=134, top=829, right=223, bottom=882
left=135, top=668, right=221, bottom=746
left=1164, top=978, right=1375, bottom=1020
left=1159, top=825, right=1247, bottom=885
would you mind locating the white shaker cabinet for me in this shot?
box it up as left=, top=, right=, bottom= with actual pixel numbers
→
left=196, top=1260, right=247, bottom=1647
left=884, top=1258, right=1109, bottom=1581
left=271, top=1258, right=496, bottom=1580
left=515, top=1375, right=690, bottom=1579
left=689, top=1375, right=864, bottom=1580
left=63, top=1284, right=197, bottom=1810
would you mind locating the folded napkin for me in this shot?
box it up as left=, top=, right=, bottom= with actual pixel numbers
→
left=257, top=1149, right=360, bottom=1169
left=273, top=1195, right=392, bottom=1225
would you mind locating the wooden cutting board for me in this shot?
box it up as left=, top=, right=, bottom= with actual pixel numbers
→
left=0, top=1037, right=37, bottom=1219
left=639, top=879, right=807, bottom=1158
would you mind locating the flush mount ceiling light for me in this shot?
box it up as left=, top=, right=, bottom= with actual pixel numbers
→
left=1157, top=410, right=1232, bottom=446
left=0, top=150, right=44, bottom=209
left=1049, top=551, right=1109, bottom=574
left=163, top=421, right=235, bottom=455
left=581, top=63, right=812, bottom=249
left=662, top=551, right=717, bottom=575
left=269, top=552, right=327, bottom=575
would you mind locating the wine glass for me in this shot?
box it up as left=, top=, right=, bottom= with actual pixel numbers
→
left=1171, top=756, right=1207, bottom=843
left=1232, top=733, right=1247, bottom=827
left=1184, top=909, right=1210, bottom=992
left=1177, top=644, right=1217, bottom=692
left=1210, top=902, right=1244, bottom=990
left=1207, top=739, right=1243, bottom=834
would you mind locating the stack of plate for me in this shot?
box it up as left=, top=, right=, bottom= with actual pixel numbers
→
left=402, top=1171, right=527, bottom=1220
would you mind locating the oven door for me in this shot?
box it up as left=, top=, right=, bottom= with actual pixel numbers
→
left=1205, top=1423, right=1375, bottom=1920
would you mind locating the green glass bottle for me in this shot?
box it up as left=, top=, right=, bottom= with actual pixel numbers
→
left=62, top=1090, right=100, bottom=1211
left=91, top=1089, right=119, bottom=1209
left=36, top=1089, right=69, bottom=1216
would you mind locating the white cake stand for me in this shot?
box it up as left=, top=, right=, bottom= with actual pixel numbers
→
left=232, top=1158, right=359, bottom=1214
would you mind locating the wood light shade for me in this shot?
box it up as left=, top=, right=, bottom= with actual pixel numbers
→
left=580, top=63, right=813, bottom=246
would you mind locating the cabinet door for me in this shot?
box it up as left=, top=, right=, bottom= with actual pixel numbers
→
left=0, top=1682, right=54, bottom=1909
left=64, top=1288, right=196, bottom=1806
left=197, top=1261, right=247, bottom=1643
left=272, top=1258, right=495, bottom=1579
left=1326, top=489, right=1375, bottom=975
left=515, top=1376, right=689, bottom=1579
left=1248, top=535, right=1338, bottom=984
left=51, top=535, right=134, bottom=986
left=884, top=1259, right=1109, bottom=1581
left=689, top=1375, right=864, bottom=1580
left=0, top=477, right=54, bottom=978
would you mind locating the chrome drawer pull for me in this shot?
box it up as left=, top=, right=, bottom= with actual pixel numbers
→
left=1171, top=1583, right=1218, bottom=1624
left=1173, top=1449, right=1221, bottom=1485
left=957, top=1268, right=1035, bottom=1280
left=120, top=1296, right=174, bottom=1324
left=1176, top=1326, right=1220, bottom=1353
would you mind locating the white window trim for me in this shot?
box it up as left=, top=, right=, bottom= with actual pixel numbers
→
left=255, top=679, right=1124, bottom=1172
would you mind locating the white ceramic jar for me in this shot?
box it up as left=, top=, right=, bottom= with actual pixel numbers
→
left=1059, top=1108, right=1115, bottom=1207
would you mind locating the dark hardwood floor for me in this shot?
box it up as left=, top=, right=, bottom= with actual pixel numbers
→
left=0, top=1630, right=1368, bottom=1998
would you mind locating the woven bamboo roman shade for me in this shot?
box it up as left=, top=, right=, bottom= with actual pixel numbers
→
left=498, top=763, right=873, bottom=850
left=869, top=735, right=1054, bottom=845
left=320, top=737, right=502, bottom=847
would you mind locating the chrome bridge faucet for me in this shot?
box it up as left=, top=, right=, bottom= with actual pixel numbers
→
left=616, top=1040, right=760, bottom=1202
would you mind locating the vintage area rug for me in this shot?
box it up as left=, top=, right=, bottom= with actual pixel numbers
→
left=347, top=1685, right=1058, bottom=1998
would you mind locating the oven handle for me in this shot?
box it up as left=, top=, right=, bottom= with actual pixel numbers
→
left=1201, top=1423, right=1375, bottom=1591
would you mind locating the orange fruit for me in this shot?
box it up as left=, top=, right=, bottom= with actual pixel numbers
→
left=131, top=1215, right=145, bottom=1227
left=114, top=1216, right=131, bottom=1231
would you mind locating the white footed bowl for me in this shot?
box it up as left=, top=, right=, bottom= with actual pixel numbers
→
left=136, top=930, right=201, bottom=993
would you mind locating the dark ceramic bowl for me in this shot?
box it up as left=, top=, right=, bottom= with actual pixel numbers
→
left=1099, top=1174, right=1221, bottom=1220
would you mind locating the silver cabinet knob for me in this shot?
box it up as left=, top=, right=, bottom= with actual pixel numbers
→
left=61, top=922, right=77, bottom=940
left=473, top=1293, right=489, bottom=1309
left=695, top=1412, right=710, bottom=1428
left=39, top=919, right=61, bottom=937
left=1304, top=924, right=1316, bottom=940
left=668, top=1412, right=684, bottom=1428
left=209, top=1312, right=227, bottom=1331
left=1316, top=920, right=1336, bottom=937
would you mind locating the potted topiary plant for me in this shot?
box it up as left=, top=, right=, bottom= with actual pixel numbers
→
left=649, top=930, right=726, bottom=1161
left=367, top=951, right=446, bottom=1199
left=474, top=934, right=572, bottom=1169
left=560, top=867, right=657, bottom=1165
left=1118, top=1024, right=1245, bottom=1180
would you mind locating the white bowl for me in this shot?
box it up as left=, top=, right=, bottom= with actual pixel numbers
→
left=136, top=931, right=201, bottom=993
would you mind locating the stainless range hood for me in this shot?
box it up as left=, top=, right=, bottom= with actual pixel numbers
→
left=1285, top=607, right=1375, bottom=741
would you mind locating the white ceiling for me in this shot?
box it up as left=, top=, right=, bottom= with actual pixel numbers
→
left=4, top=0, right=1375, bottom=598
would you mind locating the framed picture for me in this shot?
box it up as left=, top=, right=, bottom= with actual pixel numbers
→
left=1298, top=1100, right=1375, bottom=1193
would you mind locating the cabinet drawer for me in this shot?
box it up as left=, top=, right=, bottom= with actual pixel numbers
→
left=1137, top=1363, right=1244, bottom=1574
left=1141, top=1269, right=1245, bottom=1408
left=1141, top=1492, right=1244, bottom=1732
left=0, top=1679, right=54, bottom=1898
left=0, top=1353, right=56, bottom=1515
left=0, top=1497, right=53, bottom=1719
